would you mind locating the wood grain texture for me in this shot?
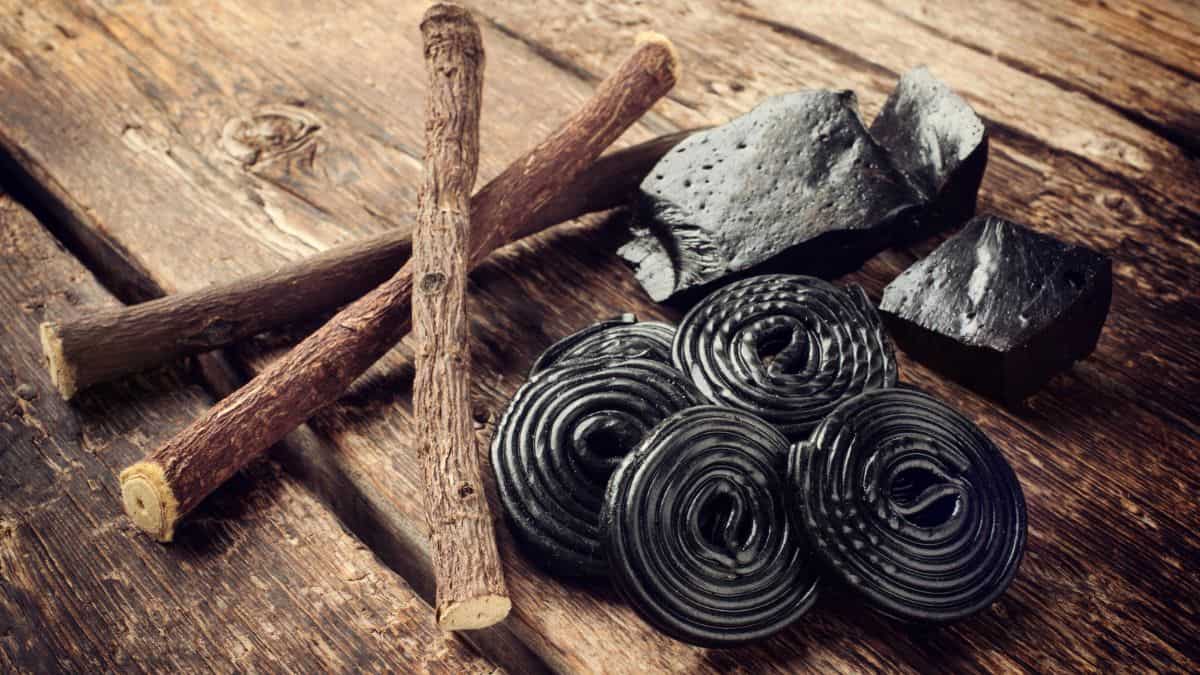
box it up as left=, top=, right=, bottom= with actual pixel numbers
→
left=410, top=3, right=509, bottom=630
left=869, top=0, right=1199, bottom=153
left=0, top=194, right=498, bottom=673
left=0, top=0, right=1196, bottom=672
left=1040, top=0, right=1200, bottom=83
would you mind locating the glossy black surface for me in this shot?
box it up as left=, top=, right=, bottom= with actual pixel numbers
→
left=870, top=66, right=988, bottom=237
left=673, top=274, right=898, bottom=440
left=491, top=358, right=703, bottom=578
left=790, top=387, right=1027, bottom=623
left=880, top=215, right=1112, bottom=403
left=601, top=406, right=821, bottom=647
left=529, top=314, right=675, bottom=374
left=619, top=90, right=923, bottom=302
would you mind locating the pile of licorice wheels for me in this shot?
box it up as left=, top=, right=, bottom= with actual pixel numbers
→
left=491, top=274, right=1027, bottom=648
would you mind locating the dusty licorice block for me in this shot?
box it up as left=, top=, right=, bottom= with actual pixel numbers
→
left=870, top=66, right=988, bottom=238
left=880, top=215, right=1112, bottom=403
left=620, top=90, right=924, bottom=302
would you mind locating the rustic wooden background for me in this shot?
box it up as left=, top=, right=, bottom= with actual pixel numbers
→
left=1, top=1, right=1197, bottom=672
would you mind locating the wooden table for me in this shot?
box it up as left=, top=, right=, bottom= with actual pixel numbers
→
left=1, top=1, right=1196, bottom=672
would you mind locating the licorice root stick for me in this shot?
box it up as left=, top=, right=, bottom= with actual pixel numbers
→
left=118, top=30, right=681, bottom=542
left=41, top=129, right=697, bottom=400
left=407, top=5, right=507, bottom=630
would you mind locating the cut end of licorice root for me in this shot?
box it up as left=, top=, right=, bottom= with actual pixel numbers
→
left=120, top=461, right=180, bottom=543
left=438, top=594, right=512, bottom=631
left=40, top=322, right=79, bottom=400
left=634, top=31, right=681, bottom=83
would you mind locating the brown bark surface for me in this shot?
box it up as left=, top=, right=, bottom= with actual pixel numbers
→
left=409, top=3, right=509, bottom=630
left=1, top=0, right=1197, bottom=672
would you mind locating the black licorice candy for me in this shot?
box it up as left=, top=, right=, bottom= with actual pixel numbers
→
left=790, top=387, right=1026, bottom=623
left=870, top=66, right=988, bottom=238
left=529, top=314, right=675, bottom=374
left=491, top=358, right=703, bottom=578
left=673, top=274, right=898, bottom=440
left=880, top=215, right=1112, bottom=404
left=619, top=90, right=924, bottom=302
left=602, top=406, right=821, bottom=647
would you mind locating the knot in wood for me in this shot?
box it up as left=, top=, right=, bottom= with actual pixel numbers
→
left=418, top=272, right=447, bottom=294
left=220, top=104, right=321, bottom=166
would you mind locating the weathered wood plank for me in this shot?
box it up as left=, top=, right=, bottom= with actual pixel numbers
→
left=0, top=194, right=497, bottom=673
left=0, top=0, right=1197, bottom=673
left=1041, top=0, right=1200, bottom=82
left=476, top=0, right=1196, bottom=182
left=870, top=0, right=1199, bottom=152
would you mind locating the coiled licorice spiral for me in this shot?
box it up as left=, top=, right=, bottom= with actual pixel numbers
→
left=602, top=405, right=821, bottom=647
left=530, top=314, right=675, bottom=374
left=491, top=358, right=703, bottom=578
left=673, top=274, right=897, bottom=440
left=790, top=387, right=1027, bottom=623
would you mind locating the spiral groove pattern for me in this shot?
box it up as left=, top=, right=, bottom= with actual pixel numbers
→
left=790, top=387, right=1026, bottom=622
left=673, top=274, right=897, bottom=440
left=531, top=314, right=675, bottom=374
left=602, top=406, right=821, bottom=647
left=492, top=358, right=703, bottom=578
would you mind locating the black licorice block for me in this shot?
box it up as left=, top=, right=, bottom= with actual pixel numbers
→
left=870, top=66, right=988, bottom=239
left=619, top=90, right=924, bottom=302
left=880, top=215, right=1112, bottom=404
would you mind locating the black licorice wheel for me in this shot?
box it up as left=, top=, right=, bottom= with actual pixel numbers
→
left=602, top=406, right=821, bottom=647
left=530, top=314, right=675, bottom=374
left=491, top=358, right=703, bottom=578
left=673, top=274, right=897, bottom=440
left=790, top=387, right=1027, bottom=623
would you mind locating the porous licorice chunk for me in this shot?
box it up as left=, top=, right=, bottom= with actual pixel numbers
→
left=790, top=387, right=1026, bottom=623
left=880, top=215, right=1112, bottom=403
left=603, top=405, right=821, bottom=647
left=620, top=90, right=923, bottom=302
left=870, top=66, right=988, bottom=237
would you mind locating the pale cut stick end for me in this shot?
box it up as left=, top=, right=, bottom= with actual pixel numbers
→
left=635, top=31, right=682, bottom=84
left=40, top=322, right=79, bottom=400
left=438, top=594, right=512, bottom=631
left=120, top=461, right=179, bottom=543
